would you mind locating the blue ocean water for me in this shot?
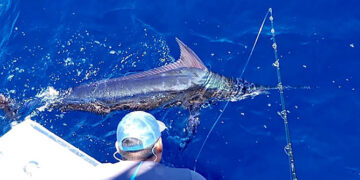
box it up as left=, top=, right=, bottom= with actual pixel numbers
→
left=1, top=0, right=360, bottom=179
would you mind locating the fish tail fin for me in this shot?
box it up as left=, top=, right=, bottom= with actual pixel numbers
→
left=0, top=93, right=18, bottom=120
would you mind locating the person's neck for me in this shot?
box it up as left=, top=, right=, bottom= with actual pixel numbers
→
left=146, top=156, right=159, bottom=162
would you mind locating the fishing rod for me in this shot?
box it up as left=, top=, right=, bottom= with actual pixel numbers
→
left=268, top=8, right=298, bottom=180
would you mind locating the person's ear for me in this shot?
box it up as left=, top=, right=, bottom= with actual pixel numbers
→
left=155, top=138, right=163, bottom=153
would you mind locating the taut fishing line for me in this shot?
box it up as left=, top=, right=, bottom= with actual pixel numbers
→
left=193, top=9, right=269, bottom=171
left=193, top=8, right=298, bottom=180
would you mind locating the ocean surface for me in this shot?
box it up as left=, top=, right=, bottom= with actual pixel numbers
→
left=1, top=0, right=360, bottom=179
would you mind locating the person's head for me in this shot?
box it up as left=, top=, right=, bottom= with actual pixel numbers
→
left=115, top=111, right=166, bottom=162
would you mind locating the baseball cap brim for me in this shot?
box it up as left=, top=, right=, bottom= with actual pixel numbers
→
left=157, top=120, right=167, bottom=132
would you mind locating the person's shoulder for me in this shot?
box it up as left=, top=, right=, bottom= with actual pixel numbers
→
left=160, top=165, right=206, bottom=180
left=90, top=161, right=137, bottom=180
left=96, top=161, right=137, bottom=170
left=189, top=170, right=206, bottom=180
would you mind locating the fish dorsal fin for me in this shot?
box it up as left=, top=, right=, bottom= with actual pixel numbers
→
left=115, top=38, right=207, bottom=81
left=175, top=37, right=207, bottom=70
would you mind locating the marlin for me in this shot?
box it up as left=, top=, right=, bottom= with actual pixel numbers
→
left=0, top=38, right=263, bottom=137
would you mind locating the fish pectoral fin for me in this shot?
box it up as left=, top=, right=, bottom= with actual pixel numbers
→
left=185, top=104, right=201, bottom=136
left=186, top=113, right=200, bottom=135
left=175, top=104, right=202, bottom=150
left=179, top=108, right=200, bottom=150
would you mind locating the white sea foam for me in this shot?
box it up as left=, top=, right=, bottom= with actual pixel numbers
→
left=36, top=86, right=59, bottom=100
left=35, top=86, right=60, bottom=112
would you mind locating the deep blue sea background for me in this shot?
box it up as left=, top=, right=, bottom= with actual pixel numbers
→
left=1, top=0, right=360, bottom=179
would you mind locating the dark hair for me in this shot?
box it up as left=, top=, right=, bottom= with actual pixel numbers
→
left=118, top=137, right=155, bottom=161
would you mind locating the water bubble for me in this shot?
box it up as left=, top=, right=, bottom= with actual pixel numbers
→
left=64, top=57, right=74, bottom=66
left=7, top=74, right=14, bottom=81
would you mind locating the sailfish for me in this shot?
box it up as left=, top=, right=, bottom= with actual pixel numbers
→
left=0, top=38, right=263, bottom=138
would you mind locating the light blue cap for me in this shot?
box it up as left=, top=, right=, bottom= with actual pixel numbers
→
left=116, top=111, right=167, bottom=151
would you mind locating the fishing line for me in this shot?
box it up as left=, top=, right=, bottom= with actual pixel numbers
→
left=268, top=8, right=298, bottom=180
left=239, top=10, right=271, bottom=78
left=193, top=9, right=270, bottom=171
